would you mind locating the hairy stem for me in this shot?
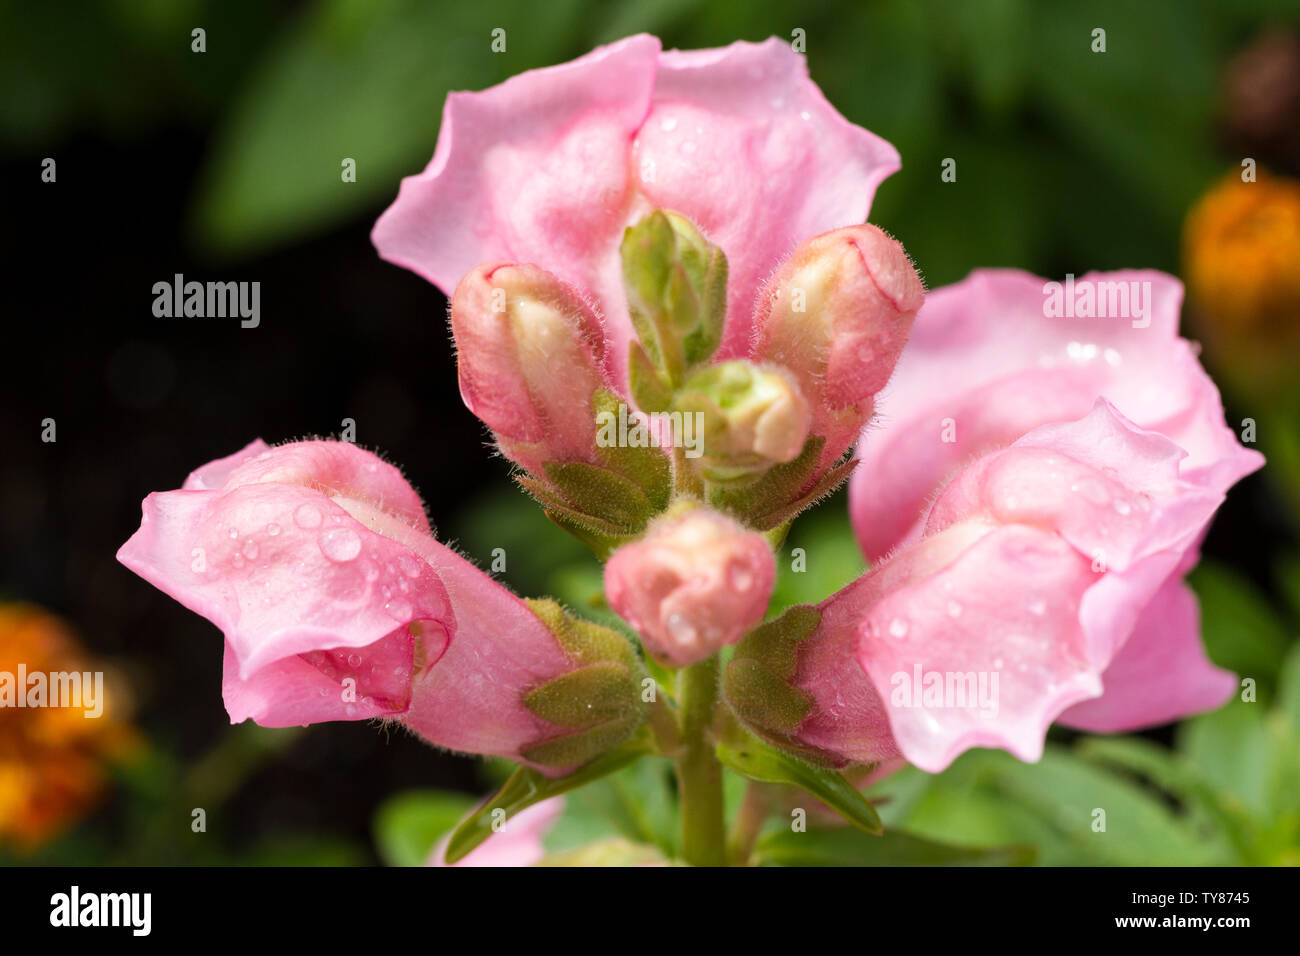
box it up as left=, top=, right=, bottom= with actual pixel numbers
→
left=675, top=655, right=726, bottom=866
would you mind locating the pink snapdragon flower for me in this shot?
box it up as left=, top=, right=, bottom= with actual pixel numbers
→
left=373, top=34, right=899, bottom=389
left=118, top=440, right=644, bottom=772
left=732, top=399, right=1251, bottom=771
left=605, top=507, right=775, bottom=666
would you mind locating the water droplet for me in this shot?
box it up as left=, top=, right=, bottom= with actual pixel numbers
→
left=384, top=597, right=412, bottom=621
left=1104, top=347, right=1122, bottom=366
left=1026, top=597, right=1046, bottom=616
left=294, top=504, right=322, bottom=529
left=729, top=563, right=754, bottom=592
left=227, top=528, right=239, bottom=539
left=1112, top=499, right=1132, bottom=516
left=799, top=110, right=811, bottom=121
left=398, top=554, right=422, bottom=579
left=888, top=617, right=909, bottom=639
left=946, top=601, right=962, bottom=618
left=666, top=613, right=697, bottom=645
left=993, top=657, right=1005, bottom=669
left=347, top=653, right=362, bottom=668
left=1071, top=478, right=1109, bottom=505
left=680, top=140, right=697, bottom=155
left=319, top=527, right=361, bottom=562
left=660, top=116, right=678, bottom=132
left=232, top=554, right=245, bottom=569
left=266, top=522, right=281, bottom=536
left=242, top=540, right=259, bottom=560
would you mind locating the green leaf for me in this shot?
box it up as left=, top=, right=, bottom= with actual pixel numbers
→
left=373, top=789, right=477, bottom=867
left=192, top=0, right=589, bottom=255
left=442, top=738, right=649, bottom=864
left=716, top=729, right=881, bottom=834
left=754, top=826, right=1033, bottom=867
left=1189, top=559, right=1290, bottom=689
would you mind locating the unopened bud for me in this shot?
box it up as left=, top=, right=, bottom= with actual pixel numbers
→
left=604, top=506, right=775, bottom=667
left=751, top=225, right=923, bottom=459
left=621, top=210, right=728, bottom=387
left=673, top=360, right=811, bottom=483
left=451, top=263, right=610, bottom=477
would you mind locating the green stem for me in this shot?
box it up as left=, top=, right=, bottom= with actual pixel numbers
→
left=672, top=446, right=705, bottom=499
left=675, top=656, right=726, bottom=866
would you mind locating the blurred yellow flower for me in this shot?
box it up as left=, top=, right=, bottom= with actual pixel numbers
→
left=0, top=603, right=137, bottom=852
left=1183, top=169, right=1300, bottom=388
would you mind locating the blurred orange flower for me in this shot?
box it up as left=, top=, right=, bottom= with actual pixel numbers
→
left=1183, top=169, right=1300, bottom=389
left=0, top=603, right=137, bottom=852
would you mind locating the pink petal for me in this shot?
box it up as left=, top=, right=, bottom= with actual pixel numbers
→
left=637, top=38, right=900, bottom=360
left=399, top=541, right=575, bottom=764
left=851, top=269, right=1264, bottom=562
left=857, top=523, right=1103, bottom=772
left=372, top=34, right=661, bottom=353
left=1060, top=577, right=1236, bottom=732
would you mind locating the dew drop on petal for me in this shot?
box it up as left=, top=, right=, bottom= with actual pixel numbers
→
left=888, top=617, right=910, bottom=639
left=946, top=601, right=962, bottom=618
left=728, top=563, right=754, bottom=593
left=1112, top=499, right=1132, bottom=516
left=227, top=528, right=239, bottom=540
left=319, top=527, right=361, bottom=562
left=242, top=540, right=259, bottom=560
left=666, top=613, right=697, bottom=646
left=266, top=522, right=281, bottom=536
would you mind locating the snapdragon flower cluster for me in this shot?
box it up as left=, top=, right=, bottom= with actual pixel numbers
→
left=119, top=35, right=1260, bottom=866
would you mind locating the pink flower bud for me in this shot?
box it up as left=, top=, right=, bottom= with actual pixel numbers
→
left=604, top=507, right=775, bottom=666
left=750, top=225, right=923, bottom=463
left=451, top=262, right=612, bottom=476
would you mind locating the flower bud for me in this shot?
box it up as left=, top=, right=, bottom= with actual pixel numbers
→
left=621, top=209, right=728, bottom=388
left=450, top=262, right=611, bottom=477
left=604, top=506, right=775, bottom=667
left=672, top=360, right=811, bottom=483
left=750, top=225, right=923, bottom=462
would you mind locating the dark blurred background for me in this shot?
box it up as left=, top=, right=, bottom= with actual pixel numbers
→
left=2, top=0, right=1298, bottom=865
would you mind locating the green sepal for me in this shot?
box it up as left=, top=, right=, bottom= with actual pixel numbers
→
left=716, top=726, right=883, bottom=835
left=628, top=343, right=674, bottom=414
left=525, top=597, right=640, bottom=668
left=592, top=388, right=671, bottom=511
left=522, top=717, right=644, bottom=767
left=723, top=605, right=821, bottom=744
left=747, top=456, right=859, bottom=531
left=543, top=461, right=653, bottom=528
left=524, top=662, right=643, bottom=729
left=706, top=435, right=827, bottom=530
left=441, top=738, right=650, bottom=864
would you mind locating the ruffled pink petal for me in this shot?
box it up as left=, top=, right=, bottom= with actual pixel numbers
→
left=857, top=523, right=1103, bottom=772
left=372, top=33, right=660, bottom=340
left=636, top=38, right=900, bottom=359
left=926, top=400, right=1224, bottom=574
left=119, top=482, right=451, bottom=681
left=851, top=269, right=1263, bottom=561
left=1060, top=577, right=1236, bottom=732
left=219, top=440, right=432, bottom=534
left=182, top=438, right=270, bottom=491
